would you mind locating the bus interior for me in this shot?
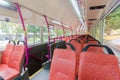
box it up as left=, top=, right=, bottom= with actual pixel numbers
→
left=0, top=0, right=120, bottom=80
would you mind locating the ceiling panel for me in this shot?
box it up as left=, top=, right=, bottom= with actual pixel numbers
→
left=82, top=0, right=112, bottom=28
left=8, top=0, right=81, bottom=31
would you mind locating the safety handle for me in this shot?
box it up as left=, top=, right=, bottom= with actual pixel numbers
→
left=9, top=40, right=16, bottom=45
left=17, top=41, right=25, bottom=45
left=82, top=44, right=114, bottom=55
left=69, top=39, right=81, bottom=43
left=56, top=42, right=76, bottom=51
left=77, top=36, right=85, bottom=39
left=78, top=35, right=100, bottom=44
left=87, top=40, right=101, bottom=44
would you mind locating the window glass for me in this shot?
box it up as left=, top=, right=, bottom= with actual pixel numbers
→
left=0, top=21, right=41, bottom=49
left=103, top=6, right=120, bottom=59
left=104, top=6, right=120, bottom=41
left=50, top=26, right=56, bottom=38
left=57, top=28, right=63, bottom=37
left=42, top=26, right=48, bottom=43
left=27, top=25, right=41, bottom=45
left=0, top=21, right=23, bottom=50
left=65, top=29, right=72, bottom=36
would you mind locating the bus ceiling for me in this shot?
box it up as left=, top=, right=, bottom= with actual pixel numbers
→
left=0, top=0, right=120, bottom=31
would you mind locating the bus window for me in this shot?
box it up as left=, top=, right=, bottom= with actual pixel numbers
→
left=57, top=28, right=63, bottom=37
left=95, top=21, right=103, bottom=42
left=0, top=21, right=23, bottom=50
left=65, top=29, right=72, bottom=36
left=16, top=7, right=47, bottom=45
left=50, top=26, right=56, bottom=39
left=27, top=25, right=41, bottom=45
left=104, top=6, right=120, bottom=39
left=104, top=6, right=120, bottom=59
left=104, top=6, right=120, bottom=42
left=42, top=26, right=48, bottom=43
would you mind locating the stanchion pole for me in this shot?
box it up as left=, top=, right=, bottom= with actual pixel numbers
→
left=15, top=3, right=29, bottom=67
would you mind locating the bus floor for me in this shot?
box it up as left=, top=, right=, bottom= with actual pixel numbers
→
left=29, top=62, right=78, bottom=80
left=29, top=68, right=50, bottom=80
left=29, top=68, right=78, bottom=80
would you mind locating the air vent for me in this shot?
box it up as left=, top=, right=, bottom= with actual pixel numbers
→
left=5, top=18, right=10, bottom=22
left=88, top=23, right=94, bottom=25
left=88, top=19, right=97, bottom=21
left=90, top=5, right=106, bottom=10
left=88, top=26, right=92, bottom=28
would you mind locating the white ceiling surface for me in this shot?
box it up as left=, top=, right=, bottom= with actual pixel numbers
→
left=1, top=0, right=116, bottom=31
left=84, top=0, right=112, bottom=27
left=0, top=7, right=17, bottom=18
left=0, top=7, right=17, bottom=22
left=0, top=7, right=45, bottom=25
left=7, top=0, right=80, bottom=31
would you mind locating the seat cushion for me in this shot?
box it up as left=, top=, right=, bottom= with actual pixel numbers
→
left=0, top=68, right=19, bottom=80
left=0, top=64, right=8, bottom=71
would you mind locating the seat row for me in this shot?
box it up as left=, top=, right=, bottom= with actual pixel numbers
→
left=0, top=40, right=25, bottom=80
left=49, top=35, right=120, bottom=80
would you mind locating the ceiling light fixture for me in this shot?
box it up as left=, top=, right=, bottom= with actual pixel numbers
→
left=0, top=0, right=17, bottom=12
left=51, top=20, right=61, bottom=25
left=51, top=20, right=70, bottom=28
left=63, top=24, right=69, bottom=28
left=71, top=0, right=81, bottom=18
left=70, top=0, right=84, bottom=24
left=0, top=0, right=9, bottom=6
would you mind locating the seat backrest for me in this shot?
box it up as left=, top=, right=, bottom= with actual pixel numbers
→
left=83, top=45, right=104, bottom=53
left=87, top=41, right=99, bottom=44
left=50, top=41, right=65, bottom=59
left=69, top=40, right=82, bottom=53
left=78, top=53, right=120, bottom=80
left=69, top=39, right=83, bottom=75
left=8, top=44, right=25, bottom=72
left=1, top=43, right=14, bottom=64
left=50, top=49, right=76, bottom=80
left=83, top=44, right=113, bottom=54
left=84, top=40, right=100, bottom=48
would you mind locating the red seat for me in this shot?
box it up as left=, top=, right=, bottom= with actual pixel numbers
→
left=78, top=53, right=120, bottom=80
left=0, top=44, right=25, bottom=80
left=1, top=44, right=14, bottom=64
left=66, top=45, right=73, bottom=51
left=0, top=68, right=19, bottom=80
left=50, top=49, right=76, bottom=80
left=69, top=39, right=83, bottom=74
left=83, top=45, right=104, bottom=53
left=84, top=41, right=104, bottom=53
left=8, top=44, right=25, bottom=72
left=0, top=64, right=8, bottom=71
left=0, top=43, right=14, bottom=71
left=87, top=41, right=99, bottom=44
left=69, top=39, right=83, bottom=53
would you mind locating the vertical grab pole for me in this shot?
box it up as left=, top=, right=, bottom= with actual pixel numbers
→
left=43, top=15, right=50, bottom=59
left=15, top=3, right=29, bottom=67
